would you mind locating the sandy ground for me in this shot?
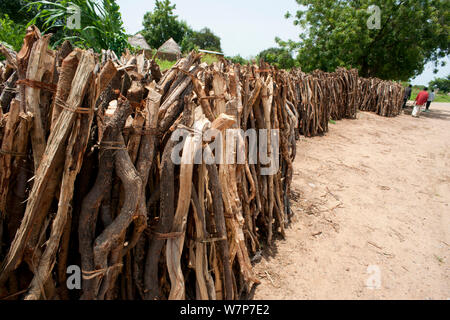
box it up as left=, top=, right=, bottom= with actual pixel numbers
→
left=254, top=102, right=450, bottom=300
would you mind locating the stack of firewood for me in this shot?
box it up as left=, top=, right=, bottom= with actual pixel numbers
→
left=0, top=27, right=405, bottom=301
left=290, top=67, right=359, bottom=137
left=0, top=27, right=298, bottom=301
left=358, top=78, right=404, bottom=117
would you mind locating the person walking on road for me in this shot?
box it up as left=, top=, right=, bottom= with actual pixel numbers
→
left=403, top=84, right=413, bottom=109
left=412, top=87, right=429, bottom=118
left=425, top=89, right=435, bottom=112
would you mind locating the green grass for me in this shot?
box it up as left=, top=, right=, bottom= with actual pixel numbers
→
left=156, top=59, right=176, bottom=72
left=201, top=54, right=219, bottom=65
left=155, top=54, right=219, bottom=72
left=433, top=93, right=450, bottom=103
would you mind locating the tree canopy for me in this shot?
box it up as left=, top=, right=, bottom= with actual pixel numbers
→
left=429, top=75, right=450, bottom=93
left=142, top=0, right=189, bottom=49
left=0, top=0, right=38, bottom=25
left=282, top=0, right=449, bottom=80
left=0, top=14, right=27, bottom=52
left=258, top=47, right=296, bottom=70
left=143, top=1, right=222, bottom=54
left=181, top=27, right=222, bottom=53
left=226, top=54, right=249, bottom=65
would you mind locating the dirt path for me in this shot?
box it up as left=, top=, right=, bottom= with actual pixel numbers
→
left=254, top=103, right=450, bottom=300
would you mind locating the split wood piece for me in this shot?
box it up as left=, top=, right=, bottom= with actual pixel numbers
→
left=125, top=81, right=146, bottom=163
left=166, top=127, right=197, bottom=300
left=124, top=87, right=161, bottom=296
left=124, top=87, right=161, bottom=257
left=0, top=100, right=22, bottom=211
left=0, top=44, right=17, bottom=69
left=0, top=71, right=18, bottom=112
left=184, top=69, right=215, bottom=122
left=79, top=96, right=132, bottom=300
left=2, top=111, right=32, bottom=262
left=164, top=54, right=201, bottom=101
left=212, top=70, right=227, bottom=116
left=149, top=59, right=162, bottom=83
left=190, top=185, right=210, bottom=300
left=158, top=68, right=196, bottom=120
left=159, top=81, right=196, bottom=133
left=0, top=50, right=95, bottom=286
left=0, top=100, right=31, bottom=212
left=220, top=100, right=260, bottom=294
left=93, top=133, right=142, bottom=300
left=144, top=139, right=176, bottom=300
left=95, top=60, right=117, bottom=102
left=204, top=145, right=234, bottom=300
left=158, top=52, right=198, bottom=97
left=50, top=50, right=81, bottom=132
left=25, top=86, right=95, bottom=299
left=242, top=79, right=262, bottom=130
left=261, top=77, right=275, bottom=243
left=16, top=27, right=41, bottom=119
left=24, top=34, right=56, bottom=170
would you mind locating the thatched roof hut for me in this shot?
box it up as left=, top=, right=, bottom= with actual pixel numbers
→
left=156, top=38, right=182, bottom=61
left=128, top=34, right=151, bottom=50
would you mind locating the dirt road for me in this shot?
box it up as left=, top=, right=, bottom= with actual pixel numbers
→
left=254, top=103, right=450, bottom=300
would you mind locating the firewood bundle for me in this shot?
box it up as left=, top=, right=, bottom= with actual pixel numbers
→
left=0, top=27, right=299, bottom=301
left=358, top=78, right=404, bottom=117
left=289, top=67, right=359, bottom=137
left=290, top=70, right=329, bottom=137
left=308, top=68, right=359, bottom=122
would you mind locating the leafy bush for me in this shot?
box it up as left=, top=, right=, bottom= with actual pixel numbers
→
left=226, top=55, right=249, bottom=65
left=429, top=75, right=450, bottom=93
left=28, top=0, right=129, bottom=55
left=258, top=47, right=296, bottom=70
left=0, top=14, right=26, bottom=52
left=181, top=27, right=222, bottom=53
left=0, top=0, right=37, bottom=25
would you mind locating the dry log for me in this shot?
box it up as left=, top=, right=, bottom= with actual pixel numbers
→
left=144, top=139, right=176, bottom=300
left=23, top=35, right=56, bottom=170
left=0, top=50, right=95, bottom=286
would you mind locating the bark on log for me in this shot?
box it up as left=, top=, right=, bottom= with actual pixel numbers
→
left=0, top=51, right=95, bottom=286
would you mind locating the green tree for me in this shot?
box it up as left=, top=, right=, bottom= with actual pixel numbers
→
left=226, top=55, right=249, bottom=65
left=28, top=0, right=129, bottom=55
left=0, top=0, right=37, bottom=25
left=181, top=27, right=222, bottom=53
left=142, top=0, right=188, bottom=49
left=0, top=14, right=27, bottom=51
left=429, top=75, right=450, bottom=93
left=283, top=0, right=449, bottom=80
left=258, top=47, right=296, bottom=69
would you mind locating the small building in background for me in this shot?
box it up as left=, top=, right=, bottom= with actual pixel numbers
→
left=156, top=38, right=182, bottom=61
left=128, top=33, right=151, bottom=50
left=128, top=33, right=152, bottom=58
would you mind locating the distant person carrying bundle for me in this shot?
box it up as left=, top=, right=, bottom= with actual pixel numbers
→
left=425, top=89, right=435, bottom=112
left=412, top=87, right=429, bottom=118
left=403, top=84, right=412, bottom=109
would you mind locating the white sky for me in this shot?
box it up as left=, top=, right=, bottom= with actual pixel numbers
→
left=116, top=0, right=449, bottom=85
